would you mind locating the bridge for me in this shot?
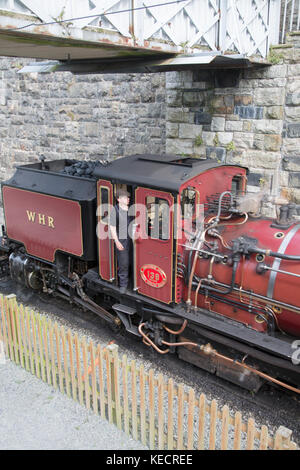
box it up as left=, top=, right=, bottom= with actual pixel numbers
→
left=0, top=0, right=298, bottom=73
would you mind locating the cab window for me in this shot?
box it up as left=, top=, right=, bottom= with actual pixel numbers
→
left=99, top=186, right=109, bottom=224
left=146, top=196, right=169, bottom=240
left=181, top=187, right=198, bottom=219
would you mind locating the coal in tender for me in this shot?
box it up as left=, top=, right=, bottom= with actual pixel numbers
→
left=60, top=160, right=103, bottom=179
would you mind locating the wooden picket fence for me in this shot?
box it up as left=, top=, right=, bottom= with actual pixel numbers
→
left=0, top=293, right=298, bottom=450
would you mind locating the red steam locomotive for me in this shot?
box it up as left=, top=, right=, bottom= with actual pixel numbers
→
left=1, top=154, right=300, bottom=393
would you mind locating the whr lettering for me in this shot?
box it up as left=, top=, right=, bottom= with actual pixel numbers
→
left=26, top=210, right=55, bottom=228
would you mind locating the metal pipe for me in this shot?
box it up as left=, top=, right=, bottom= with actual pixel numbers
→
left=215, top=191, right=233, bottom=223
left=253, top=247, right=300, bottom=261
left=198, top=258, right=239, bottom=296
left=163, top=319, right=188, bottom=335
left=200, top=279, right=300, bottom=315
left=138, top=322, right=170, bottom=354
left=186, top=227, right=207, bottom=306
left=261, top=264, right=300, bottom=279
left=211, top=348, right=300, bottom=395
left=192, top=286, right=274, bottom=333
left=161, top=340, right=300, bottom=395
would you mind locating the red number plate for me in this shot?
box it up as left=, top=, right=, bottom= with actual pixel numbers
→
left=140, top=264, right=167, bottom=288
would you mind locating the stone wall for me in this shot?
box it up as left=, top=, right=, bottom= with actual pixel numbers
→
left=0, top=57, right=166, bottom=184
left=165, top=34, right=300, bottom=207
left=0, top=33, right=299, bottom=209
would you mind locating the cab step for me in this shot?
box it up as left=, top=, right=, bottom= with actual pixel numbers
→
left=112, top=303, right=136, bottom=315
left=112, top=303, right=139, bottom=336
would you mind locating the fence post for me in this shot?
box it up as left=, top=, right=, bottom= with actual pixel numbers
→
left=7, top=294, right=17, bottom=363
left=274, top=426, right=293, bottom=450
left=0, top=295, right=8, bottom=358
left=107, top=343, right=119, bottom=427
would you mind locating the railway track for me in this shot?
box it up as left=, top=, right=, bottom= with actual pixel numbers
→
left=0, top=277, right=299, bottom=444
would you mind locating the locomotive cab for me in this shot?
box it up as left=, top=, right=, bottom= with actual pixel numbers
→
left=93, top=154, right=248, bottom=307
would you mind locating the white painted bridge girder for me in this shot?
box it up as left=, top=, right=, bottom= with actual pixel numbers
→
left=0, top=0, right=282, bottom=61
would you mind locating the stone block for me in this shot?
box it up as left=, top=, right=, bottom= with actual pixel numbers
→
left=253, top=134, right=265, bottom=150
left=286, top=79, right=300, bottom=94
left=166, top=138, right=193, bottom=155
left=166, top=71, right=184, bottom=87
left=0, top=88, right=6, bottom=106
left=286, top=92, right=300, bottom=105
left=252, top=119, right=282, bottom=134
left=286, top=122, right=300, bottom=138
left=229, top=150, right=281, bottom=169
left=182, top=91, right=205, bottom=106
left=254, top=88, right=285, bottom=106
left=194, top=111, right=212, bottom=125
left=193, top=144, right=206, bottom=157
left=84, top=122, right=99, bottom=137
left=233, top=132, right=254, bottom=149
left=247, top=172, right=265, bottom=187
left=264, top=134, right=282, bottom=152
left=282, top=138, right=300, bottom=155
left=238, top=78, right=257, bottom=88
left=202, top=131, right=216, bottom=146
left=210, top=95, right=234, bottom=113
left=147, top=103, right=163, bottom=118
left=166, top=90, right=183, bottom=107
left=289, top=172, right=300, bottom=188
left=234, top=95, right=253, bottom=105
left=211, top=116, right=225, bottom=131
left=248, top=151, right=281, bottom=169
left=179, top=123, right=203, bottom=139
left=234, top=105, right=263, bottom=119
left=264, top=106, right=284, bottom=120
left=166, top=122, right=179, bottom=138
left=288, top=64, right=300, bottom=77
left=166, top=108, right=190, bottom=123
left=149, top=127, right=162, bottom=138
left=206, top=146, right=226, bottom=162
left=217, top=132, right=233, bottom=146
left=285, top=106, right=300, bottom=121
left=282, top=156, right=300, bottom=171
left=247, top=65, right=287, bottom=79
left=256, top=78, right=287, bottom=88
left=225, top=120, right=243, bottom=131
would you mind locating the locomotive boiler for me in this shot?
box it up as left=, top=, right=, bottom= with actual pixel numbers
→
left=1, top=154, right=300, bottom=393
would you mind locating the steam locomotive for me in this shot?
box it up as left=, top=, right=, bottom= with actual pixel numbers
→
left=1, top=154, right=300, bottom=393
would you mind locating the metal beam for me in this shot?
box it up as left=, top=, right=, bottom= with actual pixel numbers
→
left=18, top=52, right=270, bottom=75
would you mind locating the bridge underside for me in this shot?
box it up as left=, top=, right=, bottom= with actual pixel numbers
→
left=0, top=29, right=268, bottom=75
left=0, top=28, right=170, bottom=62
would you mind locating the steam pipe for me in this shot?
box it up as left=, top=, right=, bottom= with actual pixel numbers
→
left=199, top=278, right=300, bottom=314
left=163, top=319, right=188, bottom=335
left=197, top=257, right=239, bottom=296
left=192, top=286, right=275, bottom=334
left=251, top=247, right=300, bottom=261
left=161, top=341, right=300, bottom=395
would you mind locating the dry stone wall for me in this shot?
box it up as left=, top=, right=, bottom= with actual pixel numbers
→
left=0, top=58, right=166, bottom=184
left=0, top=34, right=299, bottom=208
left=166, top=34, right=300, bottom=204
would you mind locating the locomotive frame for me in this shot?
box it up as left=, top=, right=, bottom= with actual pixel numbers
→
left=1, top=154, right=300, bottom=394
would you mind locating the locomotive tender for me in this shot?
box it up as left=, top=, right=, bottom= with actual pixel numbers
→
left=1, top=154, right=300, bottom=393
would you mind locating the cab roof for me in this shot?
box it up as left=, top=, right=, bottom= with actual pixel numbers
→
left=93, top=154, right=247, bottom=192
